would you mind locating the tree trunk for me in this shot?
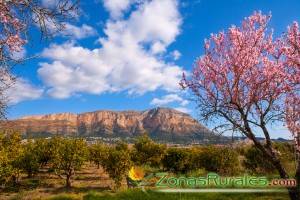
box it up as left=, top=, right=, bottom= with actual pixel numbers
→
left=12, top=175, right=19, bottom=186
left=252, top=139, right=298, bottom=200
left=288, top=188, right=299, bottom=200
left=267, top=147, right=299, bottom=200
left=27, top=170, right=33, bottom=178
left=66, top=174, right=71, bottom=188
left=288, top=155, right=300, bottom=200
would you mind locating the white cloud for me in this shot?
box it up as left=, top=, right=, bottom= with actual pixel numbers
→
left=174, top=107, right=191, bottom=114
left=38, top=0, right=183, bottom=99
left=171, top=50, right=181, bottom=60
left=5, top=79, right=43, bottom=105
left=62, top=23, right=97, bottom=39
left=150, top=94, right=188, bottom=107
left=102, top=0, right=135, bottom=19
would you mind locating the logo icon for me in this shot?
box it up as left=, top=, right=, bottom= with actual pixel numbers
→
left=128, top=166, right=145, bottom=181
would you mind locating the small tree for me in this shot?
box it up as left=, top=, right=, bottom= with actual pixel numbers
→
left=131, top=135, right=166, bottom=167
left=181, top=11, right=299, bottom=199
left=0, top=131, right=23, bottom=185
left=35, top=137, right=62, bottom=167
left=89, top=141, right=109, bottom=168
left=102, top=142, right=131, bottom=189
left=51, top=138, right=87, bottom=188
left=16, top=141, right=40, bottom=178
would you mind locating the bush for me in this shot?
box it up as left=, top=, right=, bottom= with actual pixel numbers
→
left=243, top=145, right=277, bottom=175
left=198, top=146, right=240, bottom=175
left=162, top=148, right=192, bottom=173
left=274, top=142, right=295, bottom=162
left=131, top=135, right=166, bottom=167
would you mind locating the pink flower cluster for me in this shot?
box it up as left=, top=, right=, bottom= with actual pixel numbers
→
left=286, top=95, right=300, bottom=152
left=0, top=1, right=26, bottom=54
left=284, top=22, right=300, bottom=151
left=182, top=11, right=299, bottom=150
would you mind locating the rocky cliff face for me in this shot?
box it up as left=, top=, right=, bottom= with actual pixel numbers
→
left=0, top=107, right=221, bottom=143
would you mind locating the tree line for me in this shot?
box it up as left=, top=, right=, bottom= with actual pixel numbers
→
left=0, top=131, right=295, bottom=190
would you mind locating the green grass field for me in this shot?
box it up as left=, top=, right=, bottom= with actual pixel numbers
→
left=45, top=189, right=290, bottom=200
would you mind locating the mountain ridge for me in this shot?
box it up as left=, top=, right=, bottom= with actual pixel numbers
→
left=0, top=107, right=223, bottom=143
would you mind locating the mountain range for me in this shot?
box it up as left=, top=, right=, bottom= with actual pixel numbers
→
left=0, top=107, right=224, bottom=144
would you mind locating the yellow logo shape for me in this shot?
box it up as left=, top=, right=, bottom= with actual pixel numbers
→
left=128, top=166, right=145, bottom=181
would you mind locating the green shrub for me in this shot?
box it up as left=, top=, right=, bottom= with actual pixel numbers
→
left=198, top=146, right=240, bottom=175
left=274, top=142, right=296, bottom=175
left=162, top=148, right=192, bottom=173
left=274, top=142, right=295, bottom=162
left=131, top=135, right=166, bottom=167
left=243, top=145, right=276, bottom=174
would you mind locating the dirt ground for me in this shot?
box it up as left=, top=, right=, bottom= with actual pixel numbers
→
left=0, top=163, right=119, bottom=200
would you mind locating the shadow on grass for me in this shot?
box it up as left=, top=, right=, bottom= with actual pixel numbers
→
left=0, top=179, right=41, bottom=193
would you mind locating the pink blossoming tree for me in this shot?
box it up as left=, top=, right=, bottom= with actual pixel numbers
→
left=181, top=12, right=300, bottom=200
left=284, top=22, right=300, bottom=198
left=0, top=0, right=78, bottom=118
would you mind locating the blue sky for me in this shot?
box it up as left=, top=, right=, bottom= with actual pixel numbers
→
left=7, top=0, right=300, bottom=138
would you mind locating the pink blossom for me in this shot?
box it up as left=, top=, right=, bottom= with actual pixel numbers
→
left=0, top=0, right=27, bottom=56
left=182, top=11, right=299, bottom=151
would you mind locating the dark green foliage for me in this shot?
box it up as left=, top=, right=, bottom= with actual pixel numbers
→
left=161, top=146, right=240, bottom=175
left=243, top=143, right=295, bottom=175
left=198, top=146, right=240, bottom=175
left=115, top=141, right=129, bottom=151
left=243, top=145, right=278, bottom=175
left=15, top=141, right=40, bottom=178
left=162, top=148, right=192, bottom=173
left=131, top=135, right=166, bottom=167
